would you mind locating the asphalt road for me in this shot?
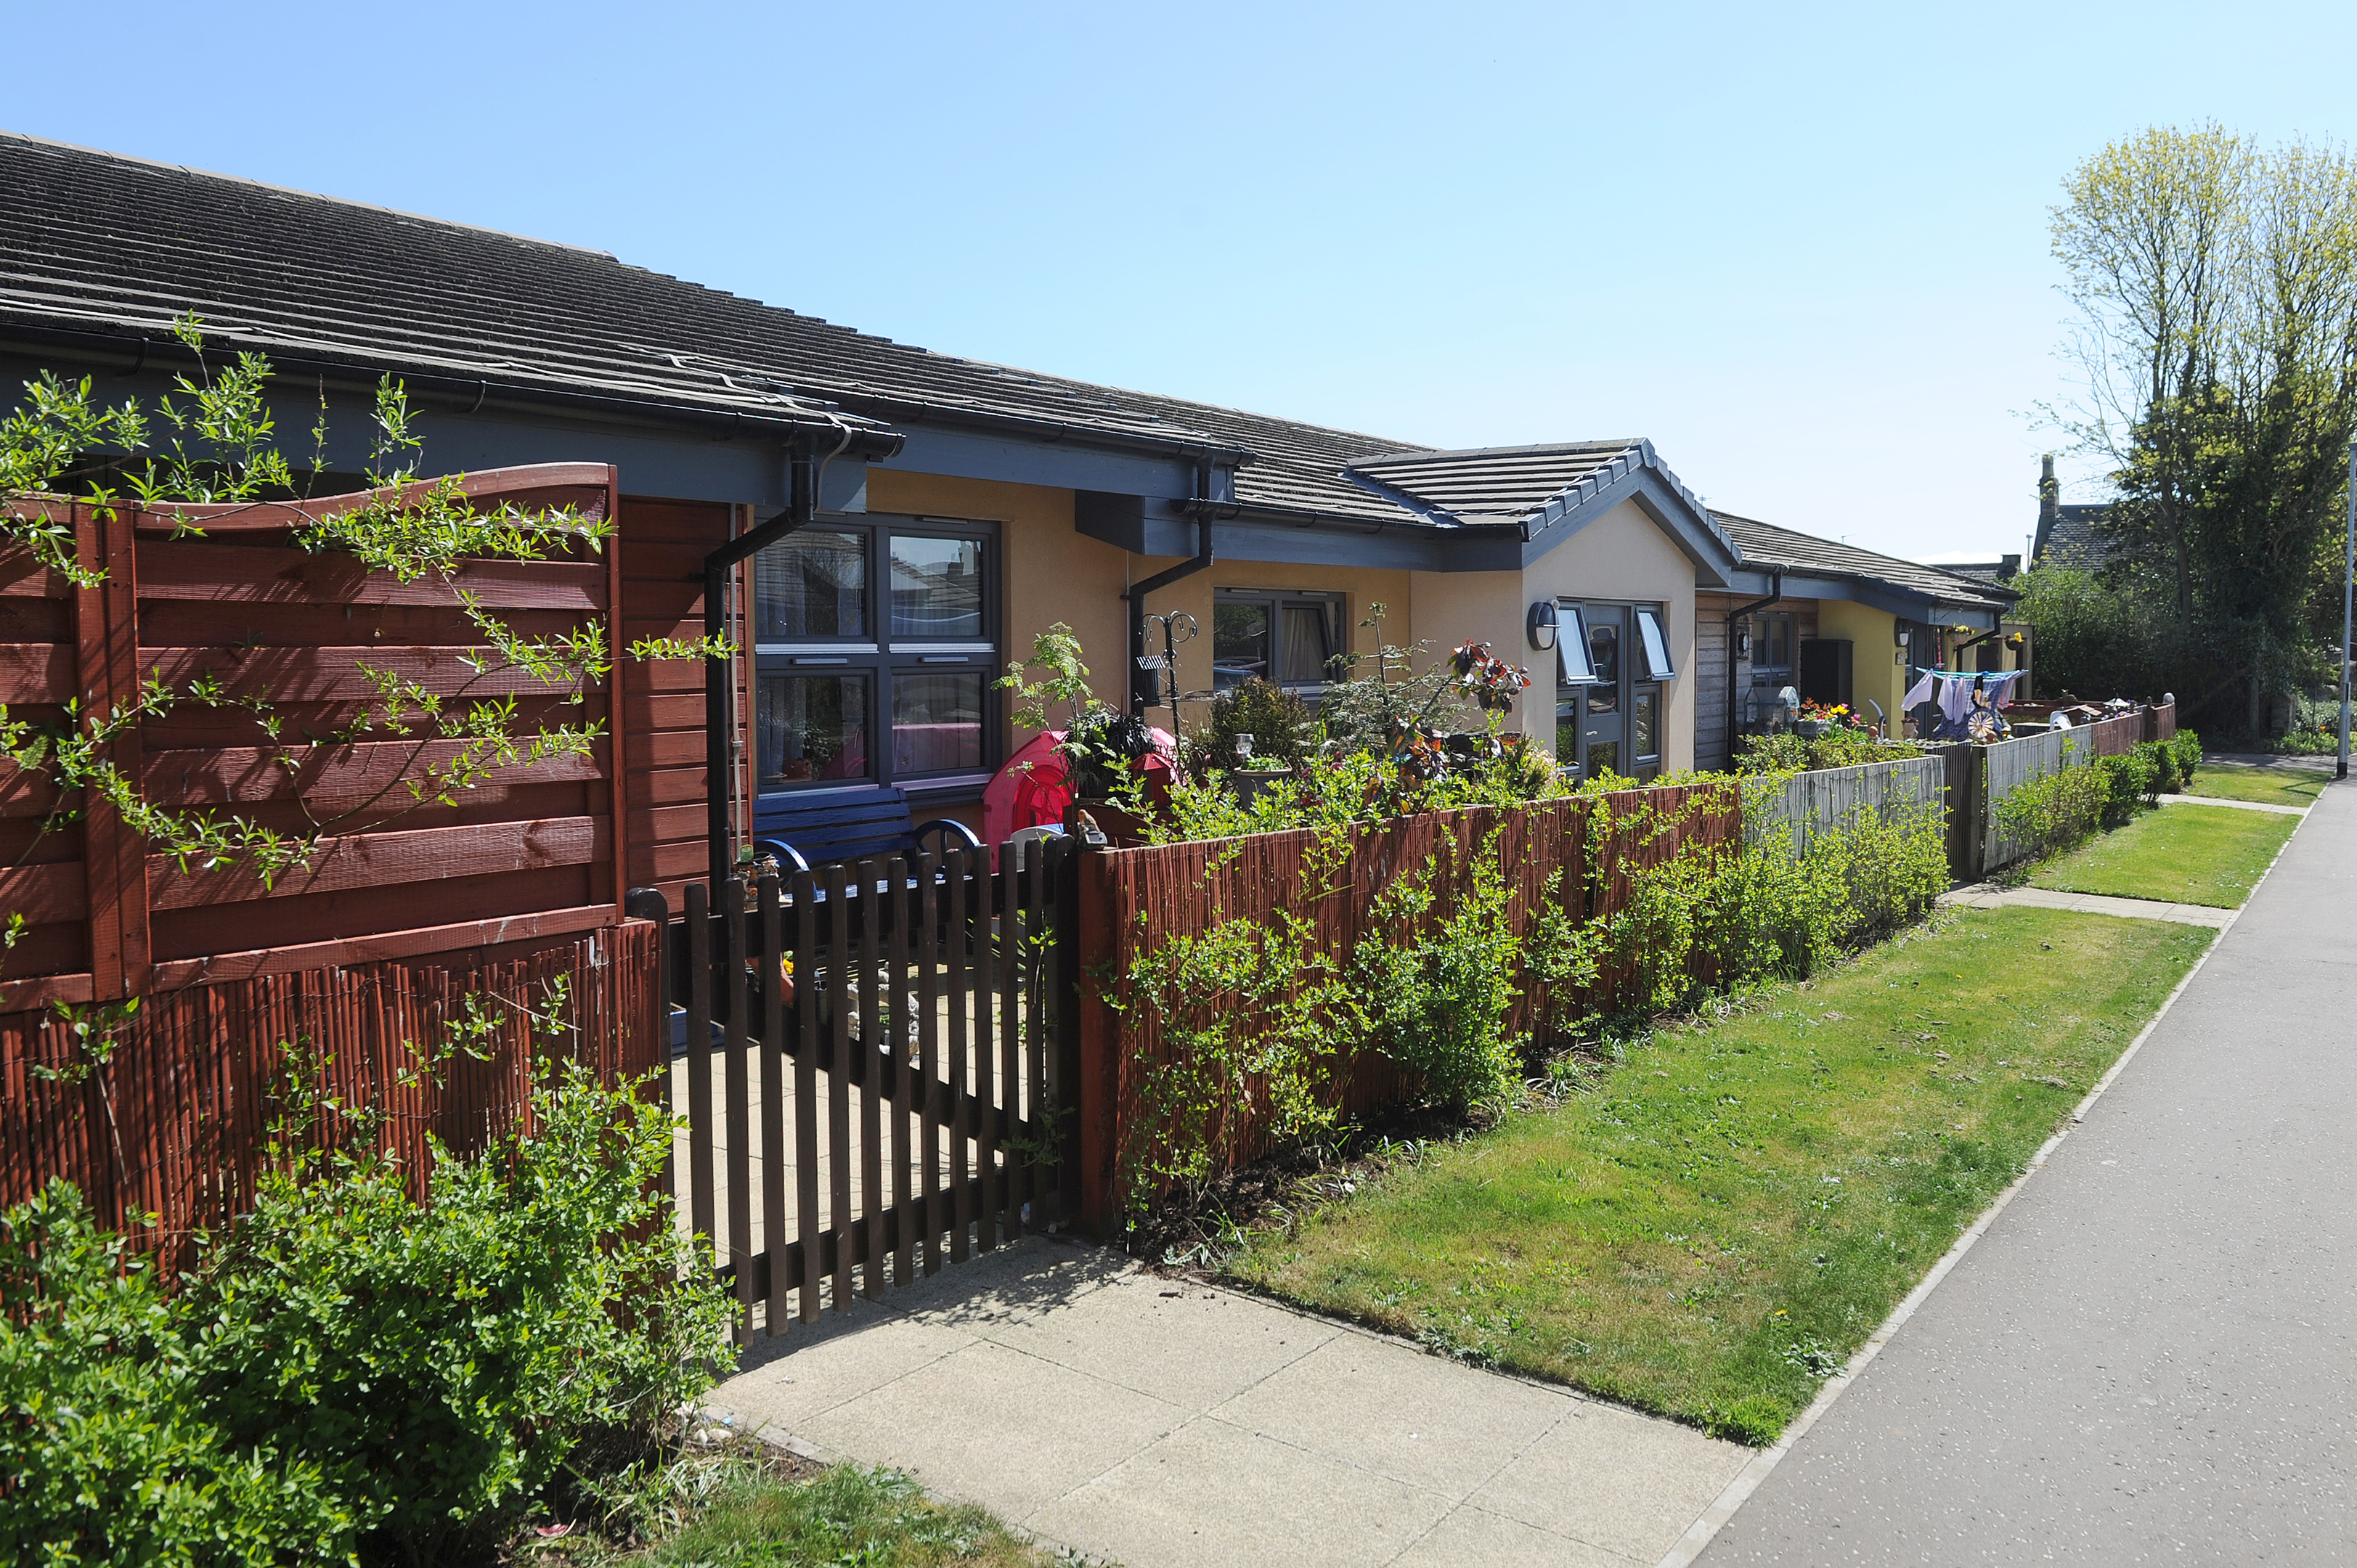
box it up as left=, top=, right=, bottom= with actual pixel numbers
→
left=1701, top=780, right=2357, bottom=1565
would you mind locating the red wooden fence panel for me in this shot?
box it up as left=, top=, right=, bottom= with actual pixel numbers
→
left=0, top=464, right=629, bottom=1010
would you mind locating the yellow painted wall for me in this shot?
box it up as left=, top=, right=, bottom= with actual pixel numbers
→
left=1813, top=598, right=1907, bottom=734
left=865, top=469, right=1128, bottom=754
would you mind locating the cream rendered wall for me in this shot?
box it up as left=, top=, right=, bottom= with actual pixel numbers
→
left=1149, top=560, right=1417, bottom=732
left=1515, top=500, right=1700, bottom=772
left=1813, top=599, right=1907, bottom=733
left=1403, top=565, right=1526, bottom=699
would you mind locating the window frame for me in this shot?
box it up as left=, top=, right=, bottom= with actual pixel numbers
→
left=1634, top=607, right=1677, bottom=681
left=1210, top=589, right=1348, bottom=695
left=751, top=514, right=1002, bottom=797
left=1749, top=610, right=1796, bottom=685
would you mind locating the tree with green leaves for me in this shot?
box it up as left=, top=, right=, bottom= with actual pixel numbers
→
left=2045, top=125, right=2357, bottom=732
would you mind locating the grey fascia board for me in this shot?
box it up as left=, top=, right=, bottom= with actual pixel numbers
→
left=1519, top=452, right=1738, bottom=584
left=882, top=425, right=1203, bottom=502
left=1721, top=566, right=2004, bottom=626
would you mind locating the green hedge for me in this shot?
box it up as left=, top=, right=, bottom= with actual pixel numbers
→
left=0, top=1054, right=728, bottom=1567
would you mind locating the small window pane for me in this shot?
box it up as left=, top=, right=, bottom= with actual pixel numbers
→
left=1557, top=605, right=1596, bottom=685
left=1634, top=687, right=1660, bottom=761
left=1279, top=604, right=1332, bottom=684
left=892, top=671, right=984, bottom=774
left=757, top=529, right=867, bottom=640
left=1556, top=700, right=1581, bottom=767
left=1588, top=739, right=1621, bottom=777
left=1214, top=602, right=1271, bottom=689
left=1587, top=622, right=1620, bottom=713
left=891, top=536, right=983, bottom=640
left=1636, top=608, right=1676, bottom=680
left=757, top=672, right=869, bottom=787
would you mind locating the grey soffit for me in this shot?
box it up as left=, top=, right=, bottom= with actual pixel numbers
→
left=0, top=131, right=1432, bottom=522
left=1712, top=510, right=2014, bottom=613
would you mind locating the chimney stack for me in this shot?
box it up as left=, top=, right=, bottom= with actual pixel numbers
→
left=2000, top=552, right=2022, bottom=580
left=2035, top=454, right=2059, bottom=565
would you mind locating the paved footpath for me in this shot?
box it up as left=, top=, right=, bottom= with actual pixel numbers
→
left=713, top=1239, right=1749, bottom=1567
left=1699, top=782, right=2357, bottom=1563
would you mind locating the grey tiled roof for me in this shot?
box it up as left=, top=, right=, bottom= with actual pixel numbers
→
left=0, top=131, right=1423, bottom=523
left=2036, top=503, right=2114, bottom=569
left=1713, top=512, right=2011, bottom=608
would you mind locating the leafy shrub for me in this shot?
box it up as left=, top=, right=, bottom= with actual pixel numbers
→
left=1180, top=678, right=1316, bottom=775
left=1991, top=759, right=2109, bottom=872
left=0, top=1182, right=357, bottom=1568
left=1735, top=730, right=1918, bottom=775
left=2095, top=749, right=2158, bottom=828
left=1355, top=838, right=1530, bottom=1114
left=0, top=1053, right=728, bottom=1567
left=2169, top=728, right=2202, bottom=789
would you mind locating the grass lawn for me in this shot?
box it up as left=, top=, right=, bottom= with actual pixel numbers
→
left=2030, top=802, right=2298, bottom=907
left=1229, top=907, right=2210, bottom=1445
left=2179, top=762, right=2331, bottom=809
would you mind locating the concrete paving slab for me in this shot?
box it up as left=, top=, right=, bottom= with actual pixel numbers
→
left=797, top=1337, right=1189, bottom=1520
left=1026, top=1413, right=1459, bottom=1568
left=2159, top=793, right=2307, bottom=814
left=1209, top=1331, right=1567, bottom=1496
left=1937, top=883, right=2235, bottom=926
left=982, top=1272, right=1340, bottom=1413
left=1391, top=1503, right=1640, bottom=1567
left=712, top=1237, right=1759, bottom=1567
left=1473, top=1402, right=1750, bottom=1561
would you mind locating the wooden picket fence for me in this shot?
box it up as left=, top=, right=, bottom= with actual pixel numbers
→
left=1743, top=754, right=1947, bottom=855
left=654, top=838, right=1080, bottom=1342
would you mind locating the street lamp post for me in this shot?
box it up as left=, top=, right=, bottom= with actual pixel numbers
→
left=2343, top=433, right=2354, bottom=781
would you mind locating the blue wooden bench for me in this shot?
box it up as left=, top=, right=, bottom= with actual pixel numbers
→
left=751, top=784, right=982, bottom=876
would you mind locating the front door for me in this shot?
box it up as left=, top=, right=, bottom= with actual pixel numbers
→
left=1579, top=605, right=1626, bottom=779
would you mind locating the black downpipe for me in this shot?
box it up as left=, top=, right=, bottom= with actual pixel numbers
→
left=1725, top=575, right=1783, bottom=761
left=1124, top=465, right=1221, bottom=714
left=701, top=457, right=817, bottom=892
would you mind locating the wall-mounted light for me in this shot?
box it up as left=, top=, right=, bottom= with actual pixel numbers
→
left=1895, top=624, right=1911, bottom=648
left=1527, top=600, right=1559, bottom=652
left=1735, top=628, right=1751, bottom=659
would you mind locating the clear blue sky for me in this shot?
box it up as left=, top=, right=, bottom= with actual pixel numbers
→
left=10, top=1, right=2355, bottom=562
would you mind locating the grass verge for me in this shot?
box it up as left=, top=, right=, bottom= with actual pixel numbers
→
left=2177, top=762, right=2329, bottom=809
left=2030, top=801, right=2297, bottom=907
left=524, top=1445, right=1062, bottom=1567
left=1228, top=907, right=2210, bottom=1446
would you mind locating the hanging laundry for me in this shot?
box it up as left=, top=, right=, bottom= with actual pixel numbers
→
left=1902, top=669, right=2023, bottom=741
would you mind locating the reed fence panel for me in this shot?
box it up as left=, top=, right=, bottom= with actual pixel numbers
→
left=1072, top=785, right=1739, bottom=1224
left=0, top=920, right=659, bottom=1280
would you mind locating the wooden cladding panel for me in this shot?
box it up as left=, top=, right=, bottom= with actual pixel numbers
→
left=617, top=495, right=730, bottom=911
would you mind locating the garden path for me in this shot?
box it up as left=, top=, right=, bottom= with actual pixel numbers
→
left=2159, top=793, right=2307, bottom=815
left=1688, top=767, right=2356, bottom=1562
left=711, top=1238, right=1751, bottom=1568
left=1937, top=883, right=2235, bottom=927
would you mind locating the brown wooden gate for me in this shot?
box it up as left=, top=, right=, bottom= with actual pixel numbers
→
left=643, top=837, right=1082, bottom=1342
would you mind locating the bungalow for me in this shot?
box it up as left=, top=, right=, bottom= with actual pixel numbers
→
left=0, top=132, right=2012, bottom=889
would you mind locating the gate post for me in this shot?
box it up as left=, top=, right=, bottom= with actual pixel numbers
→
left=1073, top=841, right=1120, bottom=1235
